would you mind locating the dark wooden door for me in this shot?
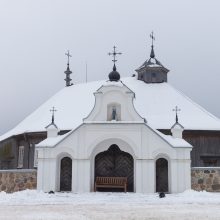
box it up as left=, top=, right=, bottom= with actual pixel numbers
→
left=156, top=158, right=168, bottom=192
left=60, top=157, right=72, bottom=191
left=95, top=145, right=134, bottom=192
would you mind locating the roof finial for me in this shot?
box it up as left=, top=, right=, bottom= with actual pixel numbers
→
left=50, top=107, right=57, bottom=124
left=108, top=46, right=122, bottom=71
left=173, top=106, right=181, bottom=123
left=64, top=50, right=73, bottom=87
left=65, top=50, right=72, bottom=66
left=150, top=31, right=155, bottom=58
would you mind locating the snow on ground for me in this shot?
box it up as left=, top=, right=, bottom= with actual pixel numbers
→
left=0, top=190, right=220, bottom=220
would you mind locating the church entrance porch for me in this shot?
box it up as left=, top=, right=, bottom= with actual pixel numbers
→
left=156, top=158, right=168, bottom=193
left=95, top=144, right=134, bottom=192
left=60, top=157, right=72, bottom=191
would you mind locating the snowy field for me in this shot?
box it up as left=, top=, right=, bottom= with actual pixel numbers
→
left=0, top=190, right=220, bottom=220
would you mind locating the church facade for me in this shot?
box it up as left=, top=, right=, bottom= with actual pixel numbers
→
left=0, top=41, right=220, bottom=193
left=36, top=78, right=192, bottom=193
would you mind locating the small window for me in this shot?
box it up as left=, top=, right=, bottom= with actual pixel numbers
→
left=152, top=73, right=157, bottom=83
left=203, top=159, right=217, bottom=167
left=152, top=73, right=156, bottom=78
left=34, top=148, right=38, bottom=168
left=107, top=103, right=121, bottom=121
left=17, top=146, right=25, bottom=168
left=201, top=156, right=219, bottom=167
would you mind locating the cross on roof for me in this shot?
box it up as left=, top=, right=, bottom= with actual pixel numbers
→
left=50, top=107, right=57, bottom=124
left=108, top=46, right=122, bottom=66
left=150, top=31, right=155, bottom=47
left=65, top=50, right=72, bottom=65
left=173, top=106, right=181, bottom=123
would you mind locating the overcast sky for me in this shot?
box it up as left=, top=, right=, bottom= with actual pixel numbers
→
left=0, top=0, right=220, bottom=135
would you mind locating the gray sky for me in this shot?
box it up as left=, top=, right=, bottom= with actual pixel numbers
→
left=0, top=0, right=220, bottom=135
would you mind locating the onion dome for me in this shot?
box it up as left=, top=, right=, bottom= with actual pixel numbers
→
left=108, top=46, right=122, bottom=82
left=109, top=64, right=120, bottom=81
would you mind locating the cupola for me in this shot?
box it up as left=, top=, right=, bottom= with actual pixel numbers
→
left=136, top=32, right=169, bottom=83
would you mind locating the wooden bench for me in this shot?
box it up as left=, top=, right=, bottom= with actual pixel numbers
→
left=94, top=177, right=127, bottom=192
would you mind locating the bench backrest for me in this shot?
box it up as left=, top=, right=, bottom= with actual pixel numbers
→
left=96, top=177, right=127, bottom=185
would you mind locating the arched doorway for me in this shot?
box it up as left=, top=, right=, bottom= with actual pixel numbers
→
left=156, top=158, right=168, bottom=192
left=95, top=144, right=134, bottom=192
left=60, top=157, right=72, bottom=191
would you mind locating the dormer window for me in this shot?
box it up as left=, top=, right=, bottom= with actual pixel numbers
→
left=107, top=103, right=121, bottom=121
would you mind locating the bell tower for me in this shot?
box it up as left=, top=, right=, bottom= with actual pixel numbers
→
left=136, top=32, right=169, bottom=83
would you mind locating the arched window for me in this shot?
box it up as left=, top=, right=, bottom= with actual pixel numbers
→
left=60, top=157, right=72, bottom=191
left=107, top=103, right=121, bottom=121
left=156, top=158, right=168, bottom=192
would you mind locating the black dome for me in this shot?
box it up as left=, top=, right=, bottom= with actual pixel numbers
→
left=108, top=64, right=120, bottom=81
left=108, top=70, right=120, bottom=81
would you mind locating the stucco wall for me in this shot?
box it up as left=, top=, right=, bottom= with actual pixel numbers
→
left=191, top=167, right=220, bottom=192
left=0, top=169, right=37, bottom=193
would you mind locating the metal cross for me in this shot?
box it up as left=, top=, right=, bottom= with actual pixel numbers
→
left=50, top=107, right=57, bottom=124
left=65, top=50, right=72, bottom=65
left=108, top=46, right=122, bottom=65
left=173, top=106, right=181, bottom=123
left=150, top=31, right=155, bottom=46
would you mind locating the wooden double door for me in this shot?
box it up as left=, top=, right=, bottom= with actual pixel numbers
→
left=95, top=144, right=134, bottom=192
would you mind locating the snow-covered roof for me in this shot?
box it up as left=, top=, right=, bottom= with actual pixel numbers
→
left=1, top=77, right=220, bottom=142
left=136, top=57, right=168, bottom=71
left=36, top=131, right=71, bottom=148
left=36, top=123, right=191, bottom=148
left=153, top=128, right=191, bottom=148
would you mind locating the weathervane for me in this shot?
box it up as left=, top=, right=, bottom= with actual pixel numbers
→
left=150, top=31, right=155, bottom=47
left=173, top=106, right=181, bottom=123
left=65, top=50, right=72, bottom=65
left=149, top=31, right=155, bottom=58
left=108, top=46, right=122, bottom=70
left=50, top=107, right=57, bottom=124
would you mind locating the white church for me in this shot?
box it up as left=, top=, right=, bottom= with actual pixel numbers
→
left=36, top=45, right=193, bottom=194
left=1, top=37, right=220, bottom=194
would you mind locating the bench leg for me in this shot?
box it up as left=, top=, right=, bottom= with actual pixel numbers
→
left=94, top=184, right=96, bottom=192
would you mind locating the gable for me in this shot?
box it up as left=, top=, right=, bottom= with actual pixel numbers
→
left=84, top=81, right=145, bottom=123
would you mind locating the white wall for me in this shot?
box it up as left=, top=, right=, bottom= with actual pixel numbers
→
left=37, top=123, right=192, bottom=193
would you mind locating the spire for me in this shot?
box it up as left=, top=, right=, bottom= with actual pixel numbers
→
left=171, top=106, right=184, bottom=138
left=45, top=107, right=59, bottom=137
left=108, top=46, right=122, bottom=81
left=173, top=106, right=181, bottom=123
left=150, top=32, right=155, bottom=58
left=50, top=106, right=57, bottom=124
left=64, top=50, right=73, bottom=87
